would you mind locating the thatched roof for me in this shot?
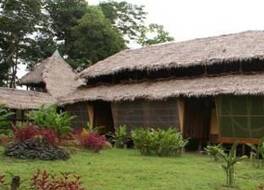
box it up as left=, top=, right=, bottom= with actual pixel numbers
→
left=0, top=88, right=56, bottom=109
left=79, top=31, right=264, bottom=80
left=19, top=51, right=81, bottom=98
left=59, top=74, right=264, bottom=105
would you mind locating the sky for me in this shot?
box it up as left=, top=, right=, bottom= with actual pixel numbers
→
left=18, top=0, right=264, bottom=79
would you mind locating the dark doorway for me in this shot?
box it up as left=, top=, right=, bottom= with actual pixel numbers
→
left=94, top=101, right=114, bottom=134
left=184, top=97, right=213, bottom=150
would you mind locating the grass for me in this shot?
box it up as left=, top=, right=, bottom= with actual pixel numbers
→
left=0, top=147, right=263, bottom=190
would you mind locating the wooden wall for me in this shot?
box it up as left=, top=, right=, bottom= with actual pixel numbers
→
left=111, top=99, right=180, bottom=130
left=64, top=102, right=89, bottom=128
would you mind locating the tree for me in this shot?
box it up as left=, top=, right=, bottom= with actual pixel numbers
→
left=44, top=0, right=87, bottom=54
left=69, top=6, right=125, bottom=70
left=44, top=0, right=125, bottom=70
left=99, top=1, right=174, bottom=46
left=138, top=24, right=174, bottom=46
left=0, top=0, right=44, bottom=87
left=99, top=1, right=147, bottom=42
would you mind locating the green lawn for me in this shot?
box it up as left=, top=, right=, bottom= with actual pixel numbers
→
left=0, top=147, right=263, bottom=190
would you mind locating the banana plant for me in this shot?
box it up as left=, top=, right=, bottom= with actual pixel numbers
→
left=217, top=142, right=247, bottom=187
left=247, top=138, right=264, bottom=168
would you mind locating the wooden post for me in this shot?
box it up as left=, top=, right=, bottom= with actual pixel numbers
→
left=87, top=104, right=94, bottom=128
left=177, top=99, right=185, bottom=133
left=11, top=176, right=20, bottom=190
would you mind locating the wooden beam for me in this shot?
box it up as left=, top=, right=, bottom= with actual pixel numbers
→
left=87, top=104, right=94, bottom=128
left=218, top=137, right=260, bottom=144
left=177, top=99, right=185, bottom=133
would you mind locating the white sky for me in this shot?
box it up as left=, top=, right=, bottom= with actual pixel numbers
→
left=18, top=0, right=264, bottom=80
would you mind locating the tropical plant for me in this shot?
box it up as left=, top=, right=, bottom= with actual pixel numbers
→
left=14, top=124, right=58, bottom=145
left=247, top=138, right=264, bottom=168
left=31, top=170, right=85, bottom=190
left=131, top=128, right=188, bottom=157
left=217, top=142, right=247, bottom=187
left=205, top=144, right=224, bottom=161
left=0, top=105, right=14, bottom=136
left=77, top=130, right=107, bottom=153
left=114, top=125, right=128, bottom=148
left=27, top=105, right=75, bottom=137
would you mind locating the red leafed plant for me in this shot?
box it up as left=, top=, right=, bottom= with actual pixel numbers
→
left=78, top=130, right=107, bottom=153
left=31, top=170, right=85, bottom=190
left=0, top=174, right=5, bottom=185
left=14, top=124, right=58, bottom=145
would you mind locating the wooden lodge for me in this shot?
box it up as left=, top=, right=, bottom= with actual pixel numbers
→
left=58, top=31, right=264, bottom=145
left=4, top=31, right=264, bottom=145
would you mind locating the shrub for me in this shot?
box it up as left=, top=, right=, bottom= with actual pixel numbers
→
left=78, top=130, right=107, bottom=153
left=114, top=125, right=128, bottom=148
left=131, top=128, right=188, bottom=157
left=217, top=142, right=247, bottom=187
left=14, top=124, right=58, bottom=145
left=5, top=137, right=70, bottom=160
left=205, top=144, right=224, bottom=161
left=0, top=105, right=14, bottom=136
left=247, top=138, right=264, bottom=168
left=31, top=170, right=85, bottom=190
left=27, top=105, right=75, bottom=137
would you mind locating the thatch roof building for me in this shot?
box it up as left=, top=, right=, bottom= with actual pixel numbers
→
left=19, top=50, right=81, bottom=98
left=0, top=88, right=56, bottom=110
left=61, top=31, right=264, bottom=145
left=79, top=30, right=264, bottom=81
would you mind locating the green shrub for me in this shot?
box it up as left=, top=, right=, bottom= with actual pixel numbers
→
left=217, top=142, right=247, bottom=187
left=0, top=105, right=14, bottom=136
left=27, top=105, right=75, bottom=137
left=205, top=144, right=224, bottom=161
left=247, top=138, right=264, bottom=168
left=131, top=128, right=188, bottom=157
left=114, top=125, right=128, bottom=148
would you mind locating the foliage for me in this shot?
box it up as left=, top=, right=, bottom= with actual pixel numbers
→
left=0, top=105, right=13, bottom=136
left=78, top=130, right=107, bottom=153
left=138, top=24, right=174, bottom=46
left=0, top=0, right=46, bottom=87
left=205, top=144, right=224, bottom=161
left=131, top=128, right=188, bottom=156
left=114, top=125, right=128, bottom=148
left=247, top=138, right=264, bottom=168
left=14, top=124, right=57, bottom=145
left=27, top=105, right=74, bottom=137
left=5, top=137, right=70, bottom=160
left=217, top=142, right=247, bottom=187
left=31, top=170, right=85, bottom=190
left=69, top=6, right=125, bottom=69
left=100, top=1, right=173, bottom=46
left=99, top=0, right=146, bottom=42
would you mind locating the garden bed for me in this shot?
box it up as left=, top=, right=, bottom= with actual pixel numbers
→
left=0, top=147, right=263, bottom=190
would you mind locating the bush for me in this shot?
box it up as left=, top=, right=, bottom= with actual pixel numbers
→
left=77, top=129, right=107, bottom=153
left=32, top=170, right=85, bottom=190
left=217, top=142, right=247, bottom=187
left=131, top=128, right=188, bottom=156
left=14, top=124, right=58, bottom=145
left=0, top=105, right=14, bottom=136
left=4, top=137, right=70, bottom=160
left=114, top=125, right=128, bottom=148
left=205, top=144, right=224, bottom=161
left=247, top=138, right=264, bottom=168
left=27, top=105, right=75, bottom=137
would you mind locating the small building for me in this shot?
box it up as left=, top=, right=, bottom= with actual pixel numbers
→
left=59, top=31, right=264, bottom=145
left=0, top=87, right=56, bottom=122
